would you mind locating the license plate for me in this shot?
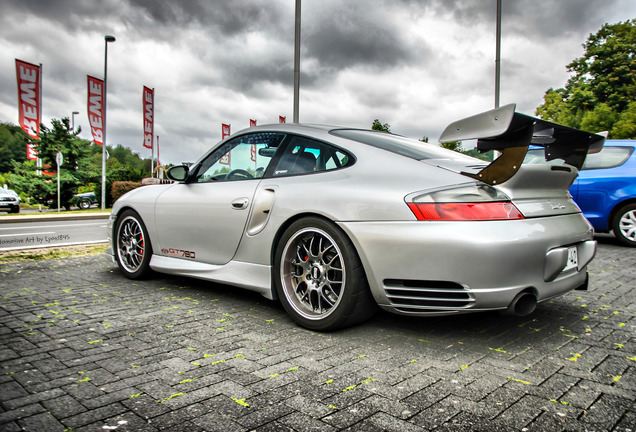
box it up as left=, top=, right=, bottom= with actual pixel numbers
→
left=564, top=246, right=578, bottom=271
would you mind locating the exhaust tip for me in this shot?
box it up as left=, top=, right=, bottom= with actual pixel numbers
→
left=502, top=292, right=537, bottom=316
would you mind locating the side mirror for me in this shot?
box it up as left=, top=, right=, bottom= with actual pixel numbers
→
left=167, top=165, right=189, bottom=182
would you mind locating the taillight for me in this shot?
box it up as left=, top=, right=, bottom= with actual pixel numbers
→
left=406, top=183, right=524, bottom=221
left=408, top=202, right=523, bottom=221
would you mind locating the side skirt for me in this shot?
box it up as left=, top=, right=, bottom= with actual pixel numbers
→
left=149, top=255, right=274, bottom=300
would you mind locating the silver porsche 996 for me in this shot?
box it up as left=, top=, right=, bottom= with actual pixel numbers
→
left=106, top=104, right=605, bottom=331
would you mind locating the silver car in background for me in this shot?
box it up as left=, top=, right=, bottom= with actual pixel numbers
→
left=106, top=104, right=605, bottom=330
left=0, top=188, right=20, bottom=213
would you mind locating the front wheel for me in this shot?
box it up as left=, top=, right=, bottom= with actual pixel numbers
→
left=78, top=199, right=91, bottom=209
left=114, top=209, right=153, bottom=278
left=274, top=217, right=376, bottom=331
left=613, top=204, right=636, bottom=247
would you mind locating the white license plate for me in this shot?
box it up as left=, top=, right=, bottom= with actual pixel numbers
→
left=564, top=246, right=578, bottom=271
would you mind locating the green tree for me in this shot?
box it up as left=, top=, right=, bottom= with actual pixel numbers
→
left=371, top=119, right=391, bottom=132
left=536, top=20, right=636, bottom=138
left=440, top=141, right=462, bottom=152
left=0, top=122, right=29, bottom=173
left=9, top=118, right=95, bottom=209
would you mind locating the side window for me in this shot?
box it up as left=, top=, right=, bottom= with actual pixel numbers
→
left=194, top=133, right=285, bottom=183
left=273, top=136, right=353, bottom=176
left=581, top=146, right=633, bottom=170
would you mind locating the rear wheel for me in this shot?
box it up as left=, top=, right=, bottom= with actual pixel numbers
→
left=114, top=210, right=153, bottom=278
left=613, top=204, right=636, bottom=247
left=274, top=217, right=376, bottom=331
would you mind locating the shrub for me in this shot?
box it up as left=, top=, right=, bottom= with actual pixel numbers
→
left=111, top=181, right=142, bottom=203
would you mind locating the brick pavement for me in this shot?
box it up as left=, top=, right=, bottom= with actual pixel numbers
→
left=0, top=236, right=634, bottom=431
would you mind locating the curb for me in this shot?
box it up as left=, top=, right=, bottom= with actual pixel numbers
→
left=0, top=213, right=110, bottom=224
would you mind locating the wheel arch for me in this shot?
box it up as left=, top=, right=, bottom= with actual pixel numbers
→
left=269, top=212, right=369, bottom=301
left=609, top=198, right=636, bottom=231
left=112, top=205, right=150, bottom=243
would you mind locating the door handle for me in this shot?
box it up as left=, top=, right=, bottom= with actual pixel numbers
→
left=231, top=198, right=249, bottom=210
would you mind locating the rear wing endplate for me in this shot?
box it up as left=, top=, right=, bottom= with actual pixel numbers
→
left=439, top=104, right=606, bottom=185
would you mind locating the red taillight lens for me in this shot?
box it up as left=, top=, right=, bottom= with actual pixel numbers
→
left=408, top=202, right=524, bottom=221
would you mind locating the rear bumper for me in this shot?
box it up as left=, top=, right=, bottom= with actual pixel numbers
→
left=338, top=214, right=595, bottom=316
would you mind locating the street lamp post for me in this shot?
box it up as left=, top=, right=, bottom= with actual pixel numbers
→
left=71, top=111, right=79, bottom=131
left=102, top=35, right=116, bottom=211
left=293, top=0, right=301, bottom=123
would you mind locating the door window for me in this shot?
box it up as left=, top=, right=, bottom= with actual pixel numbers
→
left=194, top=133, right=285, bottom=183
left=273, top=136, right=353, bottom=176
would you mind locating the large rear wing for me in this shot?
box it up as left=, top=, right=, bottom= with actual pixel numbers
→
left=439, top=104, right=606, bottom=185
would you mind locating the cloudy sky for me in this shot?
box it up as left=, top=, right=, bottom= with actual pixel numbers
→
left=1, top=0, right=634, bottom=164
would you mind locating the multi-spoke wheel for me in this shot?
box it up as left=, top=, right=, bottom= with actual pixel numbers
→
left=274, top=217, right=376, bottom=330
left=613, top=204, right=636, bottom=247
left=115, top=210, right=153, bottom=278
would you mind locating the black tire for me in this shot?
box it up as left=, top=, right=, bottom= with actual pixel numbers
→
left=78, top=199, right=91, bottom=209
left=274, top=217, right=376, bottom=331
left=114, top=209, right=153, bottom=279
left=10, top=206, right=19, bottom=214
left=613, top=204, right=636, bottom=247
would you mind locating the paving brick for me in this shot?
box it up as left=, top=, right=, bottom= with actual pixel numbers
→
left=0, top=403, right=46, bottom=424
left=42, top=394, right=87, bottom=419
left=61, top=403, right=128, bottom=429
left=16, top=412, right=66, bottom=431
left=191, top=411, right=245, bottom=432
left=278, top=411, right=338, bottom=432
left=2, top=388, right=65, bottom=410
left=236, top=402, right=294, bottom=429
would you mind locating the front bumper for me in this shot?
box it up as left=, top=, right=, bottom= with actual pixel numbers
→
left=338, top=213, right=595, bottom=316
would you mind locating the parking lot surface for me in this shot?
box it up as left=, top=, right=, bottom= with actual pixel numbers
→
left=1, top=237, right=635, bottom=431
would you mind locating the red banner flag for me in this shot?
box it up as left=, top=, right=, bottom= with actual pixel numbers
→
left=143, top=86, right=154, bottom=149
left=15, top=59, right=40, bottom=160
left=250, top=119, right=256, bottom=127
left=250, top=144, right=256, bottom=162
left=279, top=115, right=286, bottom=124
left=87, top=75, right=104, bottom=146
left=220, top=123, right=231, bottom=165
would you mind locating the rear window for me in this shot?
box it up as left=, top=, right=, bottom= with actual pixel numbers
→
left=524, top=146, right=633, bottom=170
left=330, top=129, right=476, bottom=162
left=581, top=146, right=633, bottom=170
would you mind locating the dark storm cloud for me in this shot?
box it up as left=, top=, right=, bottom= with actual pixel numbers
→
left=408, top=0, right=628, bottom=38
left=127, top=0, right=288, bottom=36
left=303, top=8, right=415, bottom=72
left=0, top=0, right=123, bottom=33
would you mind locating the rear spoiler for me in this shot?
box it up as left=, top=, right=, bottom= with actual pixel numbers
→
left=439, top=104, right=606, bottom=185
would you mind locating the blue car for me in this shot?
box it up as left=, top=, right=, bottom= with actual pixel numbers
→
left=526, top=140, right=636, bottom=246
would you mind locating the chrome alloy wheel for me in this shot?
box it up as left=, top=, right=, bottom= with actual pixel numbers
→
left=280, top=228, right=345, bottom=320
left=619, top=209, right=636, bottom=242
left=117, top=216, right=146, bottom=273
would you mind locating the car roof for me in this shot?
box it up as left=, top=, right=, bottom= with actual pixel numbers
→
left=232, top=123, right=345, bottom=136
